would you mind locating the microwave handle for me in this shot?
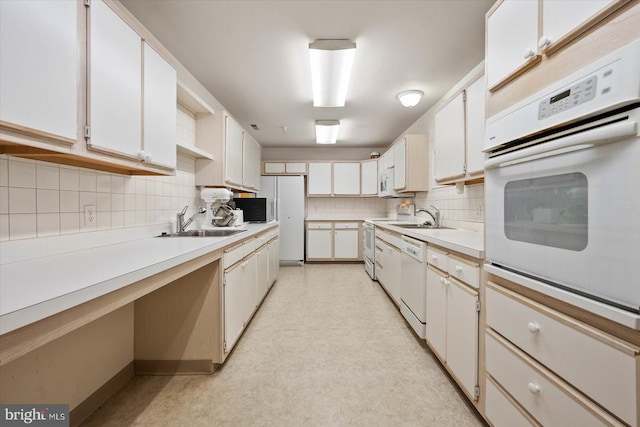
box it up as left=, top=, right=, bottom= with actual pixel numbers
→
left=484, top=119, right=637, bottom=170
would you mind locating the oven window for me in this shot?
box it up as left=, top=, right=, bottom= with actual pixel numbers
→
left=504, top=172, right=588, bottom=251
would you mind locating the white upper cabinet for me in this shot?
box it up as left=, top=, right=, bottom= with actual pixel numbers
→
left=361, top=160, right=378, bottom=195
left=307, top=162, right=332, bottom=195
left=393, top=138, right=407, bottom=190
left=242, top=133, right=261, bottom=191
left=434, top=92, right=466, bottom=181
left=465, top=77, right=486, bottom=175
left=0, top=0, right=78, bottom=143
left=486, top=0, right=539, bottom=90
left=143, top=43, right=177, bottom=169
left=89, top=0, right=142, bottom=159
left=333, top=162, right=360, bottom=195
left=225, top=116, right=244, bottom=187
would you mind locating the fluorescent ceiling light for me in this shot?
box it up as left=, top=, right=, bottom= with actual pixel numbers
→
left=397, top=90, right=424, bottom=107
left=315, top=120, right=340, bottom=144
left=309, top=39, right=356, bottom=107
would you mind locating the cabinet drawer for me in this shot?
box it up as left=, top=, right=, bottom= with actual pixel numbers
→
left=486, top=330, right=625, bottom=427
left=224, top=243, right=244, bottom=268
left=447, top=255, right=479, bottom=289
left=307, top=222, right=332, bottom=230
left=243, top=236, right=260, bottom=256
left=427, top=247, right=449, bottom=272
left=486, top=375, right=540, bottom=427
left=334, top=222, right=359, bottom=229
left=486, top=283, right=639, bottom=426
left=376, top=228, right=402, bottom=249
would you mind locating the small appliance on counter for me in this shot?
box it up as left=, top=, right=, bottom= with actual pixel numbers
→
left=233, top=197, right=274, bottom=223
left=200, top=188, right=240, bottom=228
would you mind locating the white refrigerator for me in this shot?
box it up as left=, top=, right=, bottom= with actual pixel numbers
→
left=259, top=175, right=305, bottom=264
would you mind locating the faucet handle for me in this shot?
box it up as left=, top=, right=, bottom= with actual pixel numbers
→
left=179, top=205, right=188, bottom=216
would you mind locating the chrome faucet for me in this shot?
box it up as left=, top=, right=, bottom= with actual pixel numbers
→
left=416, top=205, right=441, bottom=227
left=177, top=206, right=206, bottom=232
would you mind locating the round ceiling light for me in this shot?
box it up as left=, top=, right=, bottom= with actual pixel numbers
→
left=397, top=90, right=424, bottom=108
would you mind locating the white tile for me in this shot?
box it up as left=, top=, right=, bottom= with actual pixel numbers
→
left=96, top=212, right=111, bottom=230
left=79, top=170, right=97, bottom=192
left=8, top=158, right=36, bottom=188
left=136, top=178, right=146, bottom=195
left=79, top=192, right=97, bottom=210
left=136, top=194, right=146, bottom=211
left=111, top=193, right=124, bottom=211
left=80, top=211, right=97, bottom=232
left=37, top=213, right=60, bottom=237
left=135, top=210, right=146, bottom=225
left=124, top=177, right=136, bottom=194
left=111, top=175, right=125, bottom=193
left=124, top=210, right=136, bottom=227
left=0, top=215, right=8, bottom=241
left=59, top=167, right=80, bottom=191
left=97, top=192, right=112, bottom=212
left=60, top=191, right=80, bottom=213
left=9, top=213, right=37, bottom=239
left=0, top=158, right=8, bottom=187
left=146, top=194, right=155, bottom=210
left=60, top=212, right=80, bottom=235
left=9, top=188, right=36, bottom=214
left=146, top=180, right=155, bottom=195
left=0, top=187, right=7, bottom=214
left=96, top=173, right=111, bottom=193
left=124, top=194, right=136, bottom=211
left=111, top=211, right=125, bottom=228
left=36, top=189, right=60, bottom=213
left=36, top=163, right=59, bottom=190
left=155, top=181, right=164, bottom=196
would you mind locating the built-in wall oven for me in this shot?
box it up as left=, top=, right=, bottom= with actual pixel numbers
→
left=363, top=221, right=376, bottom=279
left=484, top=39, right=640, bottom=328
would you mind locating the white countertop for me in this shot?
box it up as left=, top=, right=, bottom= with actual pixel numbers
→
left=0, top=223, right=278, bottom=335
left=372, top=220, right=484, bottom=259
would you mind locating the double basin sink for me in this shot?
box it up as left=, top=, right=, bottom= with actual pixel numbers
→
left=387, top=222, right=453, bottom=230
left=158, top=229, right=247, bottom=238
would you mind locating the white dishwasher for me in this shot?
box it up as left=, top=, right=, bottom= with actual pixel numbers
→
left=400, top=235, right=428, bottom=338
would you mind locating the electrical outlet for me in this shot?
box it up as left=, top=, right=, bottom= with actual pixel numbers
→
left=84, top=205, right=96, bottom=226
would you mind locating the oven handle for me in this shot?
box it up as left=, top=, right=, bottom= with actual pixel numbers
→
left=484, top=119, right=638, bottom=170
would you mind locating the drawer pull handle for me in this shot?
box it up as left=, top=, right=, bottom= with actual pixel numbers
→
left=455, top=265, right=463, bottom=272
left=431, top=255, right=438, bottom=261
left=440, top=277, right=445, bottom=284
left=527, top=322, right=540, bottom=334
left=527, top=382, right=541, bottom=394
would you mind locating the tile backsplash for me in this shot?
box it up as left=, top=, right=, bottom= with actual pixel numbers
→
left=307, top=197, right=388, bottom=218
left=0, top=154, right=200, bottom=241
left=387, top=183, right=485, bottom=223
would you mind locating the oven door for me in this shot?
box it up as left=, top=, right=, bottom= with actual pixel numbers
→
left=363, top=222, right=375, bottom=261
left=485, top=108, right=640, bottom=312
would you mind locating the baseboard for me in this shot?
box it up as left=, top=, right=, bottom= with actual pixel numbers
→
left=70, top=362, right=134, bottom=427
left=134, top=359, right=214, bottom=375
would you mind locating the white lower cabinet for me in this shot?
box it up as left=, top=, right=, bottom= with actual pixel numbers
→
left=223, top=261, right=244, bottom=353
left=334, top=223, right=359, bottom=259
left=376, top=235, right=401, bottom=307
left=426, top=265, right=479, bottom=400
left=485, top=375, right=540, bottom=427
left=306, top=222, right=360, bottom=261
left=268, top=238, right=280, bottom=286
left=307, top=223, right=333, bottom=260
left=256, top=245, right=269, bottom=302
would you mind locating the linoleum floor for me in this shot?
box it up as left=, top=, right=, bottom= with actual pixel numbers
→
left=82, top=263, right=484, bottom=426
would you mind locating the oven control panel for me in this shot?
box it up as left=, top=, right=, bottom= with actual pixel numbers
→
left=538, top=76, right=598, bottom=120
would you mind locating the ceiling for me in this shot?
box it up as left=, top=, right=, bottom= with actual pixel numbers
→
left=121, top=0, right=494, bottom=148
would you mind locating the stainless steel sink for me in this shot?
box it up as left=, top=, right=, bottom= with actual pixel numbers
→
left=393, top=223, right=454, bottom=230
left=158, top=229, right=247, bottom=237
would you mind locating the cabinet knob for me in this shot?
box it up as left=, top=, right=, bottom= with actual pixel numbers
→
left=137, top=150, right=146, bottom=161
left=527, top=322, right=540, bottom=334
left=440, top=277, right=446, bottom=284
left=523, top=48, right=535, bottom=59
left=431, top=255, right=438, bottom=261
left=145, top=153, right=152, bottom=162
left=527, top=382, right=541, bottom=394
left=538, top=35, right=551, bottom=50
left=455, top=265, right=463, bottom=273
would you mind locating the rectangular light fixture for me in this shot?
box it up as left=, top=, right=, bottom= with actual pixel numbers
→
left=309, top=39, right=356, bottom=107
left=315, top=120, right=340, bottom=144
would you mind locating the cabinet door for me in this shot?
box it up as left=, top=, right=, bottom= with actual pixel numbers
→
left=89, top=0, right=142, bottom=158
left=393, top=139, right=406, bottom=190
left=0, top=0, right=78, bottom=142
left=307, top=162, right=332, bottom=195
left=434, top=92, right=466, bottom=181
left=446, top=279, right=478, bottom=398
left=334, top=229, right=359, bottom=259
left=225, top=116, right=244, bottom=187
left=285, top=162, right=307, bottom=174
left=256, top=246, right=269, bottom=302
left=426, top=267, right=448, bottom=360
left=333, top=163, right=360, bottom=195
left=268, top=238, right=279, bottom=286
left=361, top=160, right=378, bottom=195
left=541, top=0, right=616, bottom=52
left=264, top=162, right=285, bottom=174
left=486, top=0, right=539, bottom=89
left=465, top=77, right=486, bottom=175
left=307, top=229, right=332, bottom=259
left=242, top=255, right=257, bottom=321
left=387, top=245, right=402, bottom=306
left=224, top=264, right=244, bottom=353
left=143, top=43, right=176, bottom=169
left=242, top=134, right=260, bottom=191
